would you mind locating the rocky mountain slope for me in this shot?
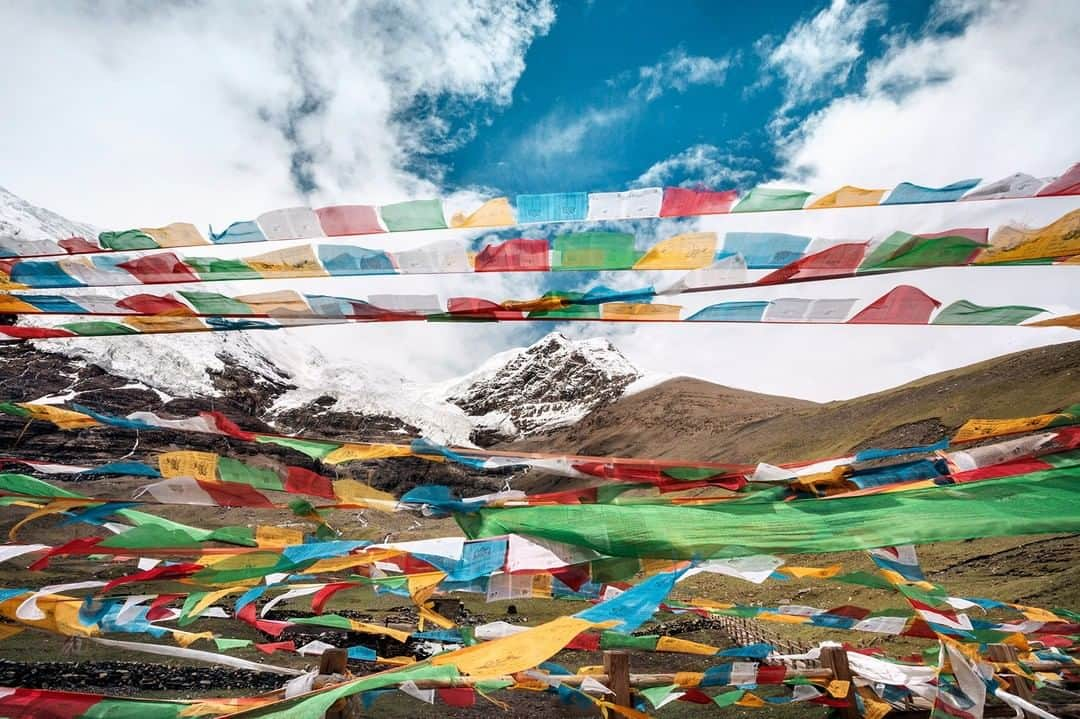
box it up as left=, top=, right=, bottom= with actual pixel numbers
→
left=510, top=339, right=1080, bottom=464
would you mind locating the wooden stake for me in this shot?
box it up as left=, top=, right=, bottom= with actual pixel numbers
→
left=987, top=644, right=1036, bottom=718
left=821, top=646, right=860, bottom=719
left=318, top=649, right=350, bottom=719
left=603, top=650, right=632, bottom=708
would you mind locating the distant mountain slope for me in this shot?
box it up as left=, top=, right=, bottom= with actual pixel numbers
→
left=511, top=339, right=1080, bottom=464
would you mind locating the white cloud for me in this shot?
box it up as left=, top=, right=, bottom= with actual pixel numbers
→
left=778, top=0, right=1080, bottom=187
left=0, top=1, right=554, bottom=229
left=506, top=46, right=733, bottom=178
left=632, top=144, right=760, bottom=188
left=758, top=0, right=886, bottom=125
left=630, top=47, right=734, bottom=102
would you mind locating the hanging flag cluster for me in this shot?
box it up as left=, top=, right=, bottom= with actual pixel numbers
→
left=2, top=162, right=1077, bottom=260
left=2, top=207, right=1078, bottom=291
left=1, top=160, right=1078, bottom=718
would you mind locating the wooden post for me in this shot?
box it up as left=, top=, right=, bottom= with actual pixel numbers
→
left=821, top=646, right=860, bottom=719
left=319, top=649, right=350, bottom=719
left=603, top=650, right=632, bottom=708
left=987, top=644, right=1036, bottom=717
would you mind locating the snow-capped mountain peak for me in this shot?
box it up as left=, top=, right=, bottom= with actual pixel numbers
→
left=441, top=331, right=642, bottom=443
left=2, top=187, right=645, bottom=447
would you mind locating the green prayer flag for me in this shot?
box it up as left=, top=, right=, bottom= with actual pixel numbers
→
left=732, top=187, right=811, bottom=213
left=98, top=229, right=159, bottom=251
left=600, top=632, right=660, bottom=651
left=552, top=232, right=638, bottom=270
left=932, top=300, right=1045, bottom=325
left=61, top=321, right=138, bottom=336
left=0, top=472, right=84, bottom=498
left=218, top=457, right=284, bottom=491
left=214, top=637, right=254, bottom=651
left=458, top=466, right=1080, bottom=559
left=713, top=689, right=745, bottom=707
left=859, top=232, right=986, bottom=270
left=184, top=257, right=261, bottom=281
left=256, top=435, right=337, bottom=460
left=640, top=684, right=679, bottom=708
left=78, top=698, right=185, bottom=719
left=179, top=290, right=256, bottom=314
left=378, top=200, right=447, bottom=232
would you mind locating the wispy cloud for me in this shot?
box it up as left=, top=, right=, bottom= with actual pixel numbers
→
left=756, top=0, right=886, bottom=131
left=630, top=47, right=736, bottom=101
left=509, top=46, right=734, bottom=178
left=632, top=144, right=760, bottom=188
left=777, top=0, right=1080, bottom=187
left=0, top=0, right=555, bottom=227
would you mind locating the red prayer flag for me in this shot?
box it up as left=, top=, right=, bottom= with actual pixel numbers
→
left=203, top=411, right=256, bottom=441
left=437, top=688, right=476, bottom=707
left=755, top=665, right=788, bottom=684
left=237, top=603, right=291, bottom=637
left=446, top=297, right=524, bottom=320
left=116, top=293, right=193, bottom=316
left=659, top=187, right=738, bottom=217
left=848, top=285, right=941, bottom=324
left=116, top=253, right=199, bottom=284
left=285, top=466, right=335, bottom=499
left=1037, top=162, right=1080, bottom=196
left=58, top=237, right=100, bottom=254
left=474, top=238, right=550, bottom=272
left=757, top=242, right=868, bottom=284
left=0, top=687, right=101, bottom=717
left=311, top=582, right=357, bottom=614
left=315, top=205, right=384, bottom=236
left=146, top=594, right=182, bottom=621
left=197, top=479, right=275, bottom=508
left=256, top=640, right=297, bottom=654
left=566, top=632, right=601, bottom=651
left=103, top=563, right=202, bottom=592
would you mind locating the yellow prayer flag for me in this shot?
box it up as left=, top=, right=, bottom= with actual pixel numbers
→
left=757, top=612, right=811, bottom=624
left=656, top=636, right=719, bottom=656
left=173, top=630, right=214, bottom=647
left=809, top=186, right=886, bottom=209
left=1029, top=313, right=1080, bottom=328
left=234, top=290, right=311, bottom=316
left=780, top=564, right=842, bottom=579
left=141, top=222, right=207, bottom=248
left=601, top=302, right=682, bottom=321
left=159, top=451, right=219, bottom=482
left=124, top=316, right=206, bottom=333
left=255, top=525, right=305, bottom=548
left=348, top=620, right=412, bottom=643
left=977, top=209, right=1080, bottom=264
left=19, top=403, right=99, bottom=430
left=952, top=414, right=1066, bottom=442
left=0, top=294, right=41, bottom=313
left=419, top=604, right=457, bottom=630
left=531, top=573, right=553, bottom=599
left=827, top=679, right=851, bottom=698
left=450, top=197, right=515, bottom=228
left=0, top=593, right=96, bottom=637
left=673, top=671, right=705, bottom=688
left=633, top=232, right=717, bottom=270
left=331, top=479, right=398, bottom=509
left=324, top=443, right=412, bottom=465
left=857, top=687, right=893, bottom=719
left=432, top=616, right=595, bottom=676
left=246, top=245, right=327, bottom=278
left=736, top=692, right=766, bottom=707
left=0, top=623, right=24, bottom=641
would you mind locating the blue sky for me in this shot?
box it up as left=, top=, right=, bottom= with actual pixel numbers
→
left=0, top=0, right=1078, bottom=399
left=432, top=0, right=935, bottom=195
